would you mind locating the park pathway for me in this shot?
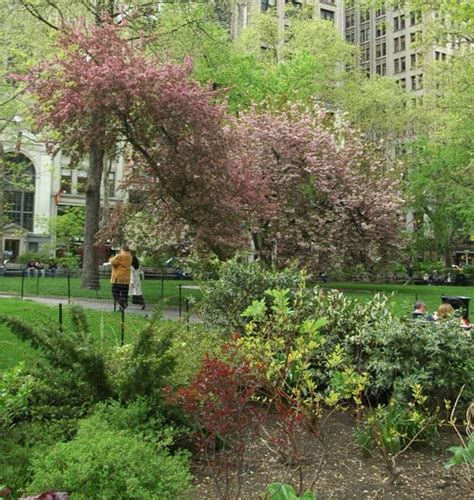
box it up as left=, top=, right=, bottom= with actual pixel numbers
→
left=0, top=293, right=201, bottom=322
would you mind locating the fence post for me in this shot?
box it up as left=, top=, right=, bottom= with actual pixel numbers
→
left=161, top=274, right=164, bottom=299
left=21, top=269, right=25, bottom=300
left=121, top=308, right=125, bottom=346
left=178, top=284, right=182, bottom=318
left=67, top=271, right=71, bottom=305
left=58, top=303, right=63, bottom=332
left=36, top=272, right=40, bottom=295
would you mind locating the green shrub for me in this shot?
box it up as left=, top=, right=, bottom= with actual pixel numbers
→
left=0, top=309, right=181, bottom=420
left=354, top=318, right=474, bottom=407
left=0, top=363, right=35, bottom=427
left=354, top=387, right=439, bottom=456
left=27, top=412, right=192, bottom=499
left=197, top=259, right=304, bottom=332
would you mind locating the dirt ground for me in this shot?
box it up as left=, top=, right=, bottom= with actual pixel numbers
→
left=191, top=411, right=473, bottom=499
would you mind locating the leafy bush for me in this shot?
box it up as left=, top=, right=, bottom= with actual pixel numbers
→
left=354, top=318, right=474, bottom=407
left=354, top=386, right=439, bottom=456
left=27, top=411, right=192, bottom=499
left=0, top=363, right=35, bottom=427
left=0, top=308, right=180, bottom=421
left=196, top=259, right=305, bottom=332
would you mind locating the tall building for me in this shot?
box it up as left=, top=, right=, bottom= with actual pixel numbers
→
left=344, top=2, right=448, bottom=95
left=231, top=1, right=449, bottom=96
left=231, top=0, right=345, bottom=39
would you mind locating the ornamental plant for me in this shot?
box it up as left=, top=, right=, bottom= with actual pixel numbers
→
left=239, top=286, right=367, bottom=465
left=168, top=343, right=265, bottom=499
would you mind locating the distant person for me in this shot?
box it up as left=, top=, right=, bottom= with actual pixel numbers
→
left=26, top=260, right=36, bottom=277
left=109, top=244, right=132, bottom=312
left=129, top=251, right=146, bottom=310
left=412, top=300, right=428, bottom=320
left=47, top=259, right=58, bottom=277
left=432, top=303, right=455, bottom=321
left=35, top=261, right=45, bottom=278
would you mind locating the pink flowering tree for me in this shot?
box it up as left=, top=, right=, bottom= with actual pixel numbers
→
left=27, top=21, right=403, bottom=273
left=238, top=108, right=405, bottom=272
left=26, top=21, right=267, bottom=264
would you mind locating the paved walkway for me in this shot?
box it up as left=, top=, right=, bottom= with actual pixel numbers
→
left=0, top=293, right=201, bottom=322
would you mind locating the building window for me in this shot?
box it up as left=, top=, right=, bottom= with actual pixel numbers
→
left=108, top=172, right=116, bottom=198
left=375, top=23, right=386, bottom=38
left=361, top=45, right=370, bottom=62
left=60, top=173, right=71, bottom=194
left=376, top=62, right=386, bottom=75
left=320, top=8, right=334, bottom=22
left=411, top=73, right=423, bottom=90
left=398, top=78, right=407, bottom=90
left=77, top=175, right=87, bottom=195
left=375, top=7, right=386, bottom=18
left=410, top=53, right=417, bottom=69
left=360, top=9, right=370, bottom=23
left=410, top=10, right=422, bottom=26
left=360, top=27, right=370, bottom=43
left=435, top=51, right=447, bottom=61
left=376, top=42, right=386, bottom=58
left=3, top=153, right=35, bottom=232
left=394, top=35, right=406, bottom=52
left=394, top=56, right=406, bottom=73
left=346, top=31, right=355, bottom=43
left=394, top=14, right=405, bottom=31
left=345, top=13, right=355, bottom=29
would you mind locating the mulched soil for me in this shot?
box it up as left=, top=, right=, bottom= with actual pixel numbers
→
left=191, top=411, right=473, bottom=499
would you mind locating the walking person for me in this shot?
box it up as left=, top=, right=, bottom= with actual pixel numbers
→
left=110, top=244, right=132, bottom=312
left=129, top=251, right=146, bottom=310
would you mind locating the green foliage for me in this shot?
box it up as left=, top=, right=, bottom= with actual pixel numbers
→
left=197, top=259, right=304, bottom=333
left=239, top=287, right=366, bottom=428
left=0, top=417, right=79, bottom=498
left=0, top=363, right=34, bottom=427
left=262, top=482, right=315, bottom=500
left=110, top=323, right=176, bottom=404
left=15, top=251, right=49, bottom=264
left=355, top=387, right=438, bottom=456
left=445, top=435, right=474, bottom=469
left=0, top=307, right=179, bottom=421
left=27, top=410, right=192, bottom=499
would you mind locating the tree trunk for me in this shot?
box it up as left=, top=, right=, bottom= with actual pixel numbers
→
left=81, top=142, right=104, bottom=289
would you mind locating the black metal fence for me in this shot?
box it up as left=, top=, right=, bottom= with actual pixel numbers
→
left=0, top=293, right=198, bottom=372
left=0, top=267, right=200, bottom=320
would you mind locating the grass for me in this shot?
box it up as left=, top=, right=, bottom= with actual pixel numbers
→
left=0, top=276, right=202, bottom=306
left=0, top=298, right=150, bottom=371
left=320, top=282, right=473, bottom=317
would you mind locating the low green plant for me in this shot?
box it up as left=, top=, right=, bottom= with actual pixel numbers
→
left=354, top=385, right=439, bottom=456
left=445, top=435, right=474, bottom=469
left=262, top=483, right=315, bottom=499
left=27, top=411, right=192, bottom=499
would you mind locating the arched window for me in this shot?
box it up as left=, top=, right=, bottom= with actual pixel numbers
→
left=4, top=152, right=35, bottom=231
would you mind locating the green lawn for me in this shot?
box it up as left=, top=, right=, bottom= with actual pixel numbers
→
left=0, top=276, right=202, bottom=306
left=0, top=298, right=149, bottom=371
left=320, top=282, right=473, bottom=317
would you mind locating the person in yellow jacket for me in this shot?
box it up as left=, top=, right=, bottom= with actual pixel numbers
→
left=110, top=244, right=132, bottom=311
